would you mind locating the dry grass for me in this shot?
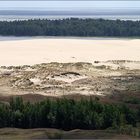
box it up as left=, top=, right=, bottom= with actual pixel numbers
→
left=0, top=128, right=139, bottom=139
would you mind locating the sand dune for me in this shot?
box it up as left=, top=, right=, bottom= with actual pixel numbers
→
left=0, top=38, right=140, bottom=66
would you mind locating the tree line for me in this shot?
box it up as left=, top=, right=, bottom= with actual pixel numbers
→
left=0, top=18, right=140, bottom=36
left=0, top=97, right=139, bottom=130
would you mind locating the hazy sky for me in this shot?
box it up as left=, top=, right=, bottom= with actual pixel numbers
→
left=0, top=1, right=140, bottom=9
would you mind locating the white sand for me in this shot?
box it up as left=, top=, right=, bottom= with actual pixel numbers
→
left=30, top=78, right=41, bottom=85
left=0, top=38, right=140, bottom=66
left=47, top=74, right=87, bottom=83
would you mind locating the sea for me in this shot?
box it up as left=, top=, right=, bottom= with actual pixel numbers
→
left=0, top=9, right=140, bottom=21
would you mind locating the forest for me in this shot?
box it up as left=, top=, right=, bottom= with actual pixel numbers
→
left=0, top=18, right=140, bottom=36
left=0, top=97, right=139, bottom=130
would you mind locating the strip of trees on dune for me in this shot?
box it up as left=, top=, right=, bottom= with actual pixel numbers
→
left=0, top=18, right=140, bottom=36
left=0, top=97, right=139, bottom=130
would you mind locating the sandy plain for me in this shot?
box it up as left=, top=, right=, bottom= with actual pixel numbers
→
left=0, top=37, right=140, bottom=66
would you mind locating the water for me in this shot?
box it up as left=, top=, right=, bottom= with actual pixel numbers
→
left=0, top=9, right=140, bottom=21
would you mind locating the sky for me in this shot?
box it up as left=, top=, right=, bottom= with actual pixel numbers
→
left=0, top=1, right=140, bottom=9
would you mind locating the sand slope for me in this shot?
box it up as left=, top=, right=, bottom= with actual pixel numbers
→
left=0, top=38, right=140, bottom=66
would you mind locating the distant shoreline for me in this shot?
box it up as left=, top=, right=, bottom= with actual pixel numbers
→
left=0, top=16, right=140, bottom=22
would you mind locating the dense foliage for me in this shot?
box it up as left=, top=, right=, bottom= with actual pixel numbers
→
left=0, top=97, right=139, bottom=130
left=0, top=18, right=140, bottom=36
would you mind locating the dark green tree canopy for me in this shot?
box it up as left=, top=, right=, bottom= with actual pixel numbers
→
left=0, top=97, right=139, bottom=130
left=0, top=18, right=140, bottom=37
